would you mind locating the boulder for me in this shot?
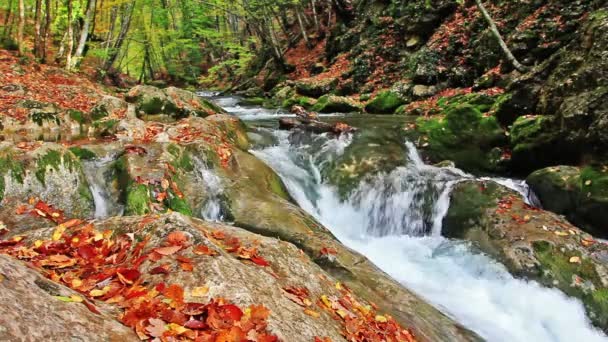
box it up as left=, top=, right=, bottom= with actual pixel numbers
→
left=527, top=165, right=608, bottom=238
left=125, top=85, right=224, bottom=120
left=0, top=255, right=138, bottom=341
left=444, top=180, right=608, bottom=330
left=0, top=142, right=94, bottom=234
left=312, top=95, right=362, bottom=113
left=365, top=91, right=407, bottom=114
left=295, top=77, right=338, bottom=98
left=414, top=104, right=508, bottom=173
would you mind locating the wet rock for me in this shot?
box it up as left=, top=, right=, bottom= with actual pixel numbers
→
left=295, top=77, right=338, bottom=98
left=125, top=85, right=224, bottom=120
left=312, top=95, right=362, bottom=113
left=0, top=255, right=138, bottom=341
left=415, top=104, right=508, bottom=173
left=527, top=165, right=608, bottom=238
left=411, top=84, right=437, bottom=99
left=444, top=180, right=608, bottom=330
left=365, top=90, right=407, bottom=114
left=0, top=142, right=94, bottom=234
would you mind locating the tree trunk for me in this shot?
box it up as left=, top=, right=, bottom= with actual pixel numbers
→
left=103, top=1, right=135, bottom=71
left=296, top=8, right=311, bottom=49
left=41, top=0, right=52, bottom=62
left=66, top=0, right=74, bottom=70
left=474, top=0, right=528, bottom=73
left=2, top=0, right=13, bottom=37
left=72, top=0, right=96, bottom=68
left=34, top=0, right=43, bottom=59
left=17, top=0, right=25, bottom=55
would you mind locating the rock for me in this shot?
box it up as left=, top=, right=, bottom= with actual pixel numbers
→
left=125, top=85, right=224, bottom=120
left=414, top=104, right=508, bottom=173
left=295, top=77, right=338, bottom=98
left=279, top=118, right=355, bottom=135
left=411, top=84, right=437, bottom=99
left=89, top=95, right=129, bottom=122
left=527, top=165, right=608, bottom=238
left=0, top=255, right=138, bottom=341
left=443, top=180, right=608, bottom=330
left=365, top=90, right=407, bottom=114
left=238, top=97, right=265, bottom=106
left=0, top=142, right=94, bottom=234
left=312, top=95, right=362, bottom=113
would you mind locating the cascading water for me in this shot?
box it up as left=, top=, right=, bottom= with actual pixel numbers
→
left=193, top=157, right=226, bottom=222
left=208, top=95, right=607, bottom=341
left=82, top=157, right=124, bottom=219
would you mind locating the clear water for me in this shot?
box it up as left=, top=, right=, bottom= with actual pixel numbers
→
left=213, top=96, right=608, bottom=341
left=82, top=156, right=124, bottom=219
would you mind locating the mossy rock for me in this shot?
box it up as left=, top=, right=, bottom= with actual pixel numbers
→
left=415, top=104, right=508, bottom=173
left=281, top=95, right=317, bottom=110
left=295, top=78, right=338, bottom=98
left=312, top=95, right=362, bottom=113
left=239, top=97, right=265, bottom=106
left=528, top=165, right=608, bottom=238
left=365, top=91, right=406, bottom=114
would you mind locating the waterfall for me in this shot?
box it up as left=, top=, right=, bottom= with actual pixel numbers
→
left=82, top=157, right=124, bottom=219
left=251, top=129, right=606, bottom=342
left=193, top=157, right=225, bottom=222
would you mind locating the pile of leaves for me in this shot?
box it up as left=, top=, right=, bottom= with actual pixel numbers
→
left=0, top=217, right=279, bottom=341
left=0, top=50, right=107, bottom=122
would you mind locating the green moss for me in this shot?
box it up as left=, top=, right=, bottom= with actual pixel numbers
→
left=126, top=183, right=152, bottom=215
left=365, top=91, right=405, bottom=114
left=69, top=147, right=97, bottom=160
left=140, top=97, right=165, bottom=114
left=312, top=95, right=361, bottom=113
left=0, top=155, right=26, bottom=202
left=167, top=195, right=193, bottom=216
left=90, top=105, right=109, bottom=121
left=35, top=150, right=76, bottom=185
left=30, top=111, right=61, bottom=127
left=532, top=241, right=608, bottom=328
left=239, top=97, right=265, bottom=106
left=68, top=109, right=87, bottom=124
left=580, top=167, right=608, bottom=199
left=267, top=172, right=290, bottom=200
left=281, top=95, right=316, bottom=110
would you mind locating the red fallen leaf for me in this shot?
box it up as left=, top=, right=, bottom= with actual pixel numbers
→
left=77, top=245, right=97, bottom=260
left=167, top=231, right=188, bottom=246
left=180, top=262, right=194, bottom=272
left=155, top=192, right=167, bottom=202
left=215, top=326, right=246, bottom=342
left=211, top=231, right=225, bottom=240
left=163, top=284, right=184, bottom=307
left=117, top=268, right=141, bottom=285
left=15, top=205, right=29, bottom=215
left=314, top=337, right=331, bottom=342
left=219, top=304, right=243, bottom=321
left=258, top=334, right=279, bottom=342
left=83, top=300, right=101, bottom=315
left=183, top=319, right=206, bottom=329
left=182, top=302, right=206, bottom=315
left=154, top=245, right=182, bottom=256
left=150, top=264, right=171, bottom=275
left=124, top=288, right=148, bottom=300
left=193, top=245, right=218, bottom=256
left=156, top=282, right=166, bottom=292
left=249, top=304, right=271, bottom=324
left=320, top=247, right=338, bottom=256
left=63, top=218, right=83, bottom=228
left=170, top=181, right=184, bottom=199
left=251, top=255, right=270, bottom=267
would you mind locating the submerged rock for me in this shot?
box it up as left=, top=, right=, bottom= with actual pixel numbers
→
left=444, top=180, right=608, bottom=330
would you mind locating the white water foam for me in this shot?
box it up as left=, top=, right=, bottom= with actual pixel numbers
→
left=252, top=131, right=607, bottom=342
left=82, top=156, right=124, bottom=218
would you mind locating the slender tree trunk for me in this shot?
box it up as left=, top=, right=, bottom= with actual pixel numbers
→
left=474, top=0, right=528, bottom=72
left=3, top=0, right=14, bottom=37
left=296, top=8, right=311, bottom=48
left=103, top=1, right=134, bottom=71
left=73, top=0, right=96, bottom=67
left=66, top=0, right=74, bottom=69
left=34, top=0, right=43, bottom=59
left=17, top=0, right=25, bottom=55
left=310, top=0, right=320, bottom=31
left=42, top=0, right=52, bottom=62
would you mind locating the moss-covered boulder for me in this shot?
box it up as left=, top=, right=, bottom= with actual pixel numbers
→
left=281, top=95, right=317, bottom=110
left=0, top=143, right=94, bottom=234
left=126, top=85, right=224, bottom=120
left=415, top=104, right=508, bottom=173
left=312, top=95, right=362, bottom=113
left=295, top=77, right=338, bottom=98
left=527, top=165, right=608, bottom=238
left=88, top=95, right=128, bottom=122
left=444, top=180, right=608, bottom=331
left=321, top=129, right=407, bottom=198
left=365, top=91, right=407, bottom=114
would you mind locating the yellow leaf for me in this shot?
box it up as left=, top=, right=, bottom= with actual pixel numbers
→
left=34, top=240, right=43, bottom=248
left=304, top=309, right=320, bottom=318
left=71, top=279, right=83, bottom=288
left=375, top=315, right=388, bottom=323
left=191, top=286, right=209, bottom=297
left=90, top=286, right=110, bottom=297
left=52, top=224, right=66, bottom=241
left=167, top=323, right=188, bottom=335
left=321, top=295, right=332, bottom=309
left=70, top=295, right=83, bottom=302
left=569, top=256, right=581, bottom=264
left=335, top=282, right=343, bottom=290
left=585, top=180, right=592, bottom=186
left=336, top=309, right=348, bottom=318
left=554, top=231, right=568, bottom=236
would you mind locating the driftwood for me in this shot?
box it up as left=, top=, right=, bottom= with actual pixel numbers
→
left=279, top=106, right=356, bottom=135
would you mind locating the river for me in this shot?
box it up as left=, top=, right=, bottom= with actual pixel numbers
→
left=209, top=95, right=607, bottom=342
